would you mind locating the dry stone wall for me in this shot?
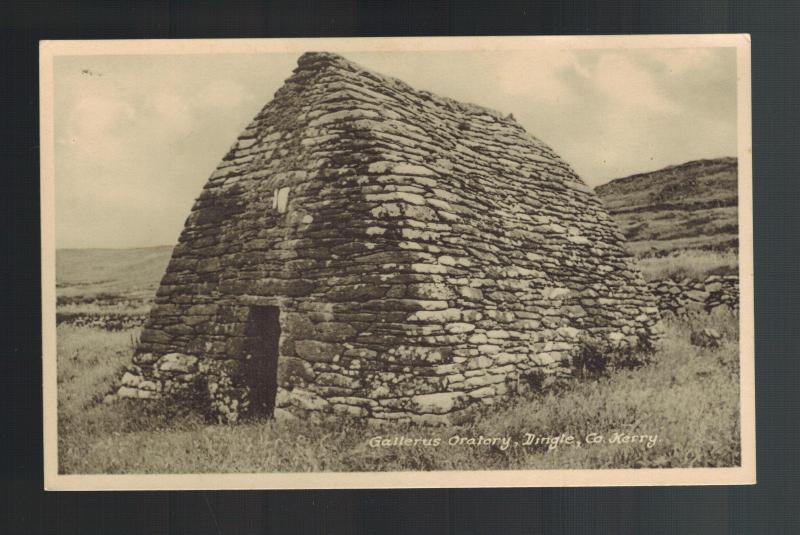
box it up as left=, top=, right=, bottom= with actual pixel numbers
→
left=648, top=274, right=739, bottom=316
left=118, top=52, right=662, bottom=424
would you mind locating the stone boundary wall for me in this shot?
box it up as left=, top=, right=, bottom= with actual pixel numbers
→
left=647, top=274, right=739, bottom=316
left=57, top=312, right=146, bottom=331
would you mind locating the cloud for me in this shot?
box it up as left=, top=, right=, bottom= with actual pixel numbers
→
left=644, top=47, right=718, bottom=75
left=588, top=53, right=679, bottom=114
left=60, top=94, right=137, bottom=162
left=149, top=91, right=191, bottom=126
left=491, top=51, right=577, bottom=103
left=486, top=49, right=681, bottom=114
left=72, top=95, right=136, bottom=135
left=195, top=79, right=251, bottom=110
left=481, top=48, right=736, bottom=184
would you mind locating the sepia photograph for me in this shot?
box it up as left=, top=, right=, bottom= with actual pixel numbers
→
left=40, top=35, right=754, bottom=489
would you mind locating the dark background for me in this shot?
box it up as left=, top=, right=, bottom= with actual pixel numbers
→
left=2, top=1, right=798, bottom=533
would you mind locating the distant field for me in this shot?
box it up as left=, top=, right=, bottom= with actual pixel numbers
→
left=56, top=246, right=171, bottom=329
left=56, top=245, right=172, bottom=299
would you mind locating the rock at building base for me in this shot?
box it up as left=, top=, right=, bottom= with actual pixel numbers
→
left=273, top=408, right=297, bottom=422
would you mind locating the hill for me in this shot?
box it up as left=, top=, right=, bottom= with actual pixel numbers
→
left=56, top=245, right=172, bottom=305
left=595, top=157, right=738, bottom=257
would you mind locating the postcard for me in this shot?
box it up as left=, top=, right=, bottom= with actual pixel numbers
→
left=41, top=34, right=754, bottom=489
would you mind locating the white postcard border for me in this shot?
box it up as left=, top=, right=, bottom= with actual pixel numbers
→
left=41, top=34, right=754, bottom=490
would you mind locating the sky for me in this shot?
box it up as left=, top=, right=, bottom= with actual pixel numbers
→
left=53, top=47, right=737, bottom=249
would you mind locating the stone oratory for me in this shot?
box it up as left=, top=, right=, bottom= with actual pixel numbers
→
left=117, top=52, right=662, bottom=424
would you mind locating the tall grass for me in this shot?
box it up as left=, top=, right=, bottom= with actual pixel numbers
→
left=636, top=249, right=738, bottom=281
left=57, top=325, right=139, bottom=420
left=57, top=308, right=740, bottom=474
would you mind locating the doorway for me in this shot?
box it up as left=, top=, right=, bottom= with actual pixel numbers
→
left=245, top=306, right=280, bottom=417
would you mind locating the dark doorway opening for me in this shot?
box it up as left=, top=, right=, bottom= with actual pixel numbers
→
left=245, top=306, right=280, bottom=418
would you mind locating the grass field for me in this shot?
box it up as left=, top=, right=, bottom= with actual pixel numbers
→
left=57, top=307, right=740, bottom=474
left=636, top=249, right=739, bottom=281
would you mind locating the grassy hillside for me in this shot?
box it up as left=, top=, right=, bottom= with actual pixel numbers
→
left=56, top=245, right=172, bottom=299
left=596, top=157, right=738, bottom=256
left=56, top=246, right=172, bottom=328
left=596, top=157, right=739, bottom=280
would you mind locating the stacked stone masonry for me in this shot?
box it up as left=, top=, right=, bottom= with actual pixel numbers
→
left=118, top=52, right=663, bottom=424
left=648, top=274, right=739, bottom=317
